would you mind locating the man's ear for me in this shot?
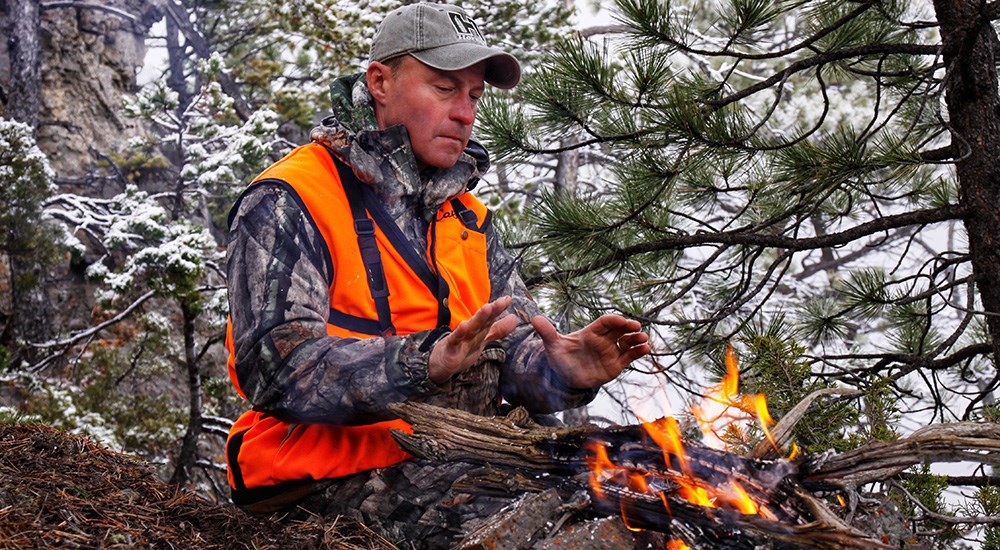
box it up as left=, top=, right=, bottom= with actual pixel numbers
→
left=367, top=62, right=390, bottom=105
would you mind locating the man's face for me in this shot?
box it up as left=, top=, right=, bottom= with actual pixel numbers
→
left=368, top=55, right=486, bottom=171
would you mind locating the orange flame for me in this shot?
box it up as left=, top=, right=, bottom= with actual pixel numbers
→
left=754, top=393, right=778, bottom=450
left=666, top=539, right=691, bottom=550
left=787, top=442, right=800, bottom=460
left=723, top=343, right=740, bottom=395
left=724, top=480, right=758, bottom=515
left=621, top=502, right=643, bottom=532
left=693, top=343, right=788, bottom=457
left=584, top=344, right=794, bottom=527
left=585, top=441, right=616, bottom=498
left=642, top=416, right=691, bottom=478
left=675, top=479, right=715, bottom=508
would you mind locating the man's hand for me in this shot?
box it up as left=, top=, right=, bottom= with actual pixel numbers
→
left=532, top=314, right=649, bottom=390
left=428, top=296, right=519, bottom=385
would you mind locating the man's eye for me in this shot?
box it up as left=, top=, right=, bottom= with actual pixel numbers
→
left=436, top=86, right=454, bottom=93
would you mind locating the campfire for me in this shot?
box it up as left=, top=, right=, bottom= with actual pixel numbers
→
left=578, top=344, right=813, bottom=547
left=388, top=345, right=1000, bottom=549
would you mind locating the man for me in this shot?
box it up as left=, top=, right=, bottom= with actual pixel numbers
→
left=224, top=2, right=650, bottom=546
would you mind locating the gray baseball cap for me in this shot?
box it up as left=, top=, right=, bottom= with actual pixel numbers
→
left=370, top=3, right=521, bottom=89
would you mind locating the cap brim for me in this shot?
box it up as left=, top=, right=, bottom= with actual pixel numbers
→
left=412, top=44, right=521, bottom=89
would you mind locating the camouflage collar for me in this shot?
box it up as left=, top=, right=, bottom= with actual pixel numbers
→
left=312, top=73, right=488, bottom=221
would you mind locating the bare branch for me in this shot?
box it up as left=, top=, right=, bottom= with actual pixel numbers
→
left=578, top=24, right=632, bottom=38
left=28, top=290, right=157, bottom=371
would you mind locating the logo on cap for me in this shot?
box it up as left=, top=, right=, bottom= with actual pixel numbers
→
left=448, top=12, right=485, bottom=43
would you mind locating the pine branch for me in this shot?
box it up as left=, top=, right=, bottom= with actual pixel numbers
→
left=527, top=204, right=966, bottom=285
left=708, top=43, right=940, bottom=110
left=626, top=0, right=885, bottom=62
left=813, top=342, right=993, bottom=377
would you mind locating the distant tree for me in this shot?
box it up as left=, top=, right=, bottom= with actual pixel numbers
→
left=35, top=58, right=277, bottom=493
left=0, top=119, right=61, bottom=367
left=481, top=0, right=1000, bottom=540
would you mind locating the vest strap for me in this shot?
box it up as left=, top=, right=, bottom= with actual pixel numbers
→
left=320, top=144, right=453, bottom=334
left=450, top=198, right=479, bottom=229
left=328, top=307, right=384, bottom=336
left=227, top=426, right=249, bottom=492
left=332, top=158, right=395, bottom=336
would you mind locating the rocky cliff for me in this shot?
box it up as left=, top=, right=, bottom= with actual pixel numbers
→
left=2, top=0, right=162, bottom=177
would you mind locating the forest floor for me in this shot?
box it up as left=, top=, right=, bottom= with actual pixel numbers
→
left=0, top=423, right=395, bottom=549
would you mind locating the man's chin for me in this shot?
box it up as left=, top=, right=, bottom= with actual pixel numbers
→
left=420, top=152, right=464, bottom=170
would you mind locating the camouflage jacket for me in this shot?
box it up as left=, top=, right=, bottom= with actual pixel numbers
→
left=227, top=74, right=597, bottom=426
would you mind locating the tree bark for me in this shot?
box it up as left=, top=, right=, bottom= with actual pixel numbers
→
left=6, top=0, right=42, bottom=128
left=3, top=0, right=54, bottom=358
left=933, top=0, right=1000, bottom=377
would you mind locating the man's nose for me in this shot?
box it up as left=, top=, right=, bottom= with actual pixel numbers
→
left=451, top=96, right=477, bottom=125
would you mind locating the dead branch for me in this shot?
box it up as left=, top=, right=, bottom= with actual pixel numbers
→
left=28, top=289, right=157, bottom=371
left=749, top=388, right=863, bottom=459
left=803, top=422, right=1000, bottom=487
left=40, top=1, right=138, bottom=23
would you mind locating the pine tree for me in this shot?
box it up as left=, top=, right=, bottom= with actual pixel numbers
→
left=0, top=119, right=61, bottom=367
left=484, top=0, right=998, bottom=419
left=480, top=0, right=1000, bottom=533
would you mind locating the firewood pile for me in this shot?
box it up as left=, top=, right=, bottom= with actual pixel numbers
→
left=0, top=423, right=394, bottom=549
left=388, top=401, right=1000, bottom=550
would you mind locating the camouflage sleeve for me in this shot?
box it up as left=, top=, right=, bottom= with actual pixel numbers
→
left=227, top=184, right=443, bottom=425
left=484, top=222, right=600, bottom=413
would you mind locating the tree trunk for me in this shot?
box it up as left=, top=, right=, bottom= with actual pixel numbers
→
left=933, top=1, right=1000, bottom=381
left=170, top=300, right=202, bottom=487
left=165, top=16, right=192, bottom=114
left=7, top=257, right=54, bottom=365
left=4, top=1, right=54, bottom=363
left=6, top=0, right=42, bottom=128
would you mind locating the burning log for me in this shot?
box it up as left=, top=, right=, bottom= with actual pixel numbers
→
left=388, top=401, right=998, bottom=549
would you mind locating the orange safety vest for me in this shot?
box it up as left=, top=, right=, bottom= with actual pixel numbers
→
left=225, top=142, right=492, bottom=503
